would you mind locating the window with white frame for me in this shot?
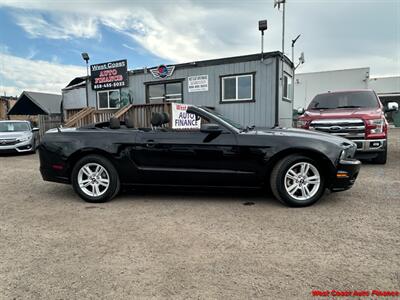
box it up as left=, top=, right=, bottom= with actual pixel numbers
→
left=283, top=73, right=293, bottom=100
left=221, top=73, right=254, bottom=102
left=97, top=90, right=121, bottom=109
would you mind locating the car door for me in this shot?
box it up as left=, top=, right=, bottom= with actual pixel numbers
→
left=131, top=120, right=257, bottom=187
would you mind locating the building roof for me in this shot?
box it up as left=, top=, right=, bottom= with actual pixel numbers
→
left=64, top=51, right=291, bottom=89
left=8, top=91, right=62, bottom=115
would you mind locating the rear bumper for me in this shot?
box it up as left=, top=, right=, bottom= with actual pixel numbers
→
left=330, top=159, right=361, bottom=192
left=40, top=166, right=70, bottom=184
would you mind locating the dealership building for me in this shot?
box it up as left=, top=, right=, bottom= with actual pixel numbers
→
left=62, top=51, right=294, bottom=128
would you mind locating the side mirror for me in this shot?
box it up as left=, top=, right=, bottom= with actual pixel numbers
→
left=200, top=123, right=222, bottom=134
left=385, top=102, right=399, bottom=113
left=297, top=108, right=305, bottom=115
left=32, top=127, right=39, bottom=132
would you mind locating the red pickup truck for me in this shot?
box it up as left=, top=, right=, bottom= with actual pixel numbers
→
left=297, top=89, right=398, bottom=164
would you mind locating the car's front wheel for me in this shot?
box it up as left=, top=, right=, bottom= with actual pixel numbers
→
left=71, top=155, right=120, bottom=203
left=371, top=147, right=387, bottom=164
left=270, top=155, right=325, bottom=207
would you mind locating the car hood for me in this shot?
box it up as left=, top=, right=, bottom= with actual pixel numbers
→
left=244, top=127, right=353, bottom=147
left=301, top=107, right=382, bottom=119
left=0, top=131, right=31, bottom=139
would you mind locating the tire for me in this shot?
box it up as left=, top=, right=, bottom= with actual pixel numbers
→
left=30, top=139, right=37, bottom=154
left=71, top=154, right=120, bottom=203
left=371, top=147, right=387, bottom=164
left=270, top=155, right=325, bottom=207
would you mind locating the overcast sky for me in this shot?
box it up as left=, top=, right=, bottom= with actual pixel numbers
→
left=0, top=0, right=399, bottom=95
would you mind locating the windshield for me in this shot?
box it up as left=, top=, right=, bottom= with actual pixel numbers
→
left=308, top=91, right=379, bottom=110
left=200, top=107, right=245, bottom=130
left=0, top=122, right=30, bottom=132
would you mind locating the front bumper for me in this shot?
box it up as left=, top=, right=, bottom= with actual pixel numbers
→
left=0, top=139, right=35, bottom=153
left=330, top=158, right=361, bottom=192
left=352, top=139, right=386, bottom=152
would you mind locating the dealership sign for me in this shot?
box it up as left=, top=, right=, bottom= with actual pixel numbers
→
left=188, top=75, right=208, bottom=92
left=150, top=65, right=175, bottom=79
left=91, top=59, right=128, bottom=90
left=171, top=103, right=201, bottom=130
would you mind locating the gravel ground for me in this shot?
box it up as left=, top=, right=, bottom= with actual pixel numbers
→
left=0, top=129, right=399, bottom=299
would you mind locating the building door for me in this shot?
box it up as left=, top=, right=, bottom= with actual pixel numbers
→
left=146, top=80, right=183, bottom=103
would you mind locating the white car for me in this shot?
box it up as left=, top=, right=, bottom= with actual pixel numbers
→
left=0, top=120, right=39, bottom=154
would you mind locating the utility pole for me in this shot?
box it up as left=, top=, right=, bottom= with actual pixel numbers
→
left=291, top=34, right=301, bottom=110
left=81, top=53, right=90, bottom=107
left=258, top=20, right=268, bottom=61
left=274, top=0, right=286, bottom=125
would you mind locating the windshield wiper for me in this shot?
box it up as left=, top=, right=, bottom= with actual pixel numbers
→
left=310, top=107, right=331, bottom=110
left=337, top=105, right=362, bottom=109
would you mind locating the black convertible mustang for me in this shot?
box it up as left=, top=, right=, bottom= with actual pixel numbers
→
left=39, top=105, right=360, bottom=207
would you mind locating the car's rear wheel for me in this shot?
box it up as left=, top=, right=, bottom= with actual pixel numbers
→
left=270, top=155, right=325, bottom=207
left=71, top=155, right=120, bottom=203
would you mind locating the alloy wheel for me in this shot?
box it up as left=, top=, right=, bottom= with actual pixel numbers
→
left=77, top=163, right=110, bottom=197
left=284, top=162, right=321, bottom=201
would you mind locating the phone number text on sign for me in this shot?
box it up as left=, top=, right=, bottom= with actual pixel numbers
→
left=93, top=81, right=126, bottom=90
left=188, top=75, right=208, bottom=92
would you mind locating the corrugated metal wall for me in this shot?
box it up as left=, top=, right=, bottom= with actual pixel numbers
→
left=126, top=57, right=278, bottom=127
left=62, top=56, right=294, bottom=128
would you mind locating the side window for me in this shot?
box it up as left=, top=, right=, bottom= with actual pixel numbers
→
left=283, top=73, right=293, bottom=100
left=98, top=90, right=121, bottom=109
left=221, top=73, right=254, bottom=102
left=146, top=81, right=183, bottom=103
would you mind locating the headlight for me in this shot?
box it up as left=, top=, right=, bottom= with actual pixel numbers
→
left=18, top=135, right=32, bottom=142
left=297, top=119, right=308, bottom=128
left=368, top=119, right=384, bottom=134
left=340, top=150, right=347, bottom=160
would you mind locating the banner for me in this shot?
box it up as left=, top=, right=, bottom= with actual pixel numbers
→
left=171, top=103, right=201, bottom=129
left=91, top=59, right=128, bottom=90
left=188, top=75, right=208, bottom=92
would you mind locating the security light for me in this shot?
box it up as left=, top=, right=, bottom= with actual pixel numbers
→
left=274, top=0, right=285, bottom=9
left=299, top=52, right=305, bottom=64
left=81, top=52, right=90, bottom=62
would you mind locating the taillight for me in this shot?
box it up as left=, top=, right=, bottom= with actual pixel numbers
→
left=366, top=118, right=386, bottom=138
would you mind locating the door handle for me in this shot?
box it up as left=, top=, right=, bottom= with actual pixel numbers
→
left=145, top=140, right=158, bottom=148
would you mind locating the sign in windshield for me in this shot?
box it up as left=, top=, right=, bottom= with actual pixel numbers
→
left=0, top=122, right=30, bottom=132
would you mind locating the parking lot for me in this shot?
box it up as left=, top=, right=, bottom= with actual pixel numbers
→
left=0, top=129, right=399, bottom=299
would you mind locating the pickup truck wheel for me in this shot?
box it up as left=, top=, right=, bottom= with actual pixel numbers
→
left=270, top=155, right=325, bottom=207
left=372, top=147, right=387, bottom=164
left=71, top=155, right=120, bottom=203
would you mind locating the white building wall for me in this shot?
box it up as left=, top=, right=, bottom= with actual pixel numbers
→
left=369, top=76, right=400, bottom=94
left=294, top=67, right=370, bottom=109
left=62, top=87, right=86, bottom=110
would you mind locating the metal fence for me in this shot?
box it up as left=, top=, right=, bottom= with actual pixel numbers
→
left=64, top=103, right=171, bottom=128
left=38, top=114, right=62, bottom=141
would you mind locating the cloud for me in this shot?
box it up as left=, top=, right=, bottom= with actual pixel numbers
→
left=1, top=0, right=268, bottom=62
left=0, top=51, right=85, bottom=95
left=0, top=0, right=398, bottom=80
left=13, top=12, right=100, bottom=40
